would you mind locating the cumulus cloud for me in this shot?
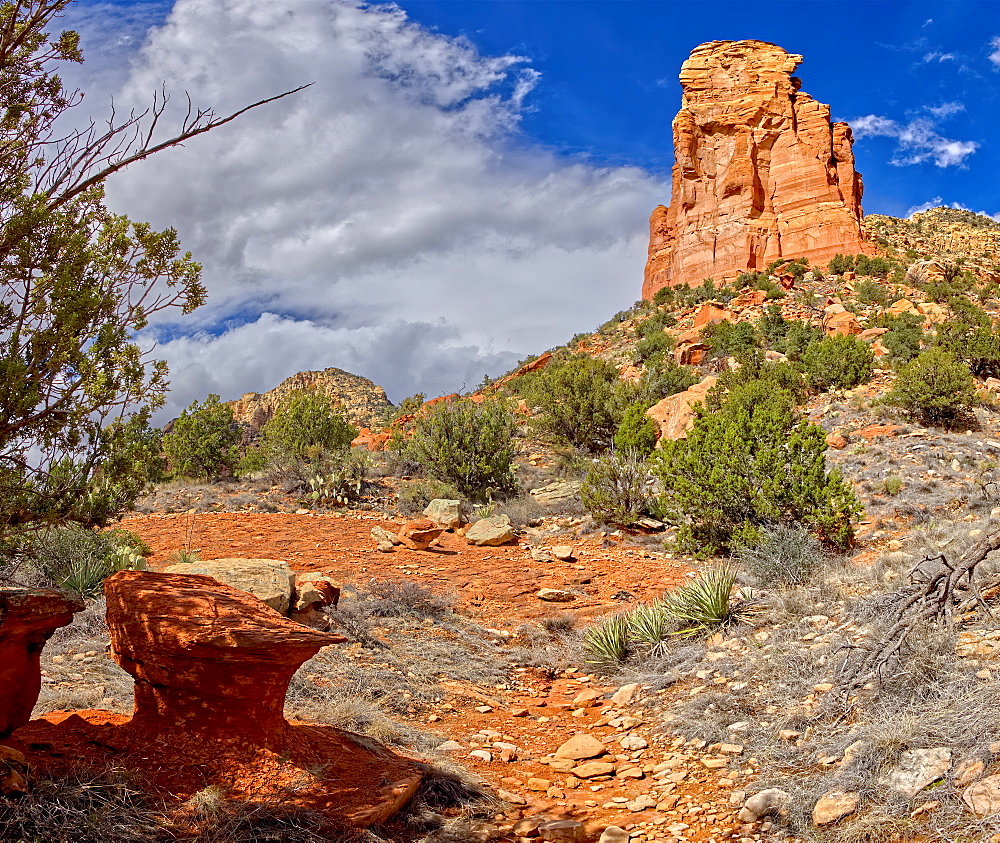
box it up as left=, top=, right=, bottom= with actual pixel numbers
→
left=63, top=0, right=662, bottom=422
left=851, top=114, right=979, bottom=168
left=990, top=35, right=1000, bottom=68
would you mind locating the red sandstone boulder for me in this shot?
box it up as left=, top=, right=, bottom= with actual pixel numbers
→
left=646, top=376, right=718, bottom=442
left=0, top=588, right=82, bottom=739
left=643, top=40, right=869, bottom=299
left=396, top=518, right=444, bottom=550
left=691, top=302, right=733, bottom=328
left=104, top=570, right=344, bottom=745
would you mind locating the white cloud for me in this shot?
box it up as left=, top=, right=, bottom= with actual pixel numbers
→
left=63, top=0, right=663, bottom=422
left=990, top=35, right=1000, bottom=68
left=926, top=101, right=964, bottom=118
left=851, top=113, right=979, bottom=168
left=922, top=50, right=955, bottom=62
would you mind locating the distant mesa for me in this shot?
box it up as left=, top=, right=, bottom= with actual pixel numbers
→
left=227, top=366, right=393, bottom=433
left=643, top=39, right=869, bottom=299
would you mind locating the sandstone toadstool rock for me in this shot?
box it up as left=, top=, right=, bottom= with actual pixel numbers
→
left=104, top=569, right=344, bottom=745
left=0, top=587, right=82, bottom=739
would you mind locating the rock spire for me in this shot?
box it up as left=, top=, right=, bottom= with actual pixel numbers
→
left=643, top=40, right=868, bottom=299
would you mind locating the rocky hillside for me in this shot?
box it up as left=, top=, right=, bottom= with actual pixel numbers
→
left=226, top=366, right=393, bottom=432
left=867, top=207, right=1000, bottom=279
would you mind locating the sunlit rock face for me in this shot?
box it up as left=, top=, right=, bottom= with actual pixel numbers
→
left=642, top=40, right=867, bottom=299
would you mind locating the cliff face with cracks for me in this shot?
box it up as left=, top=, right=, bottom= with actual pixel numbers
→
left=643, top=40, right=868, bottom=299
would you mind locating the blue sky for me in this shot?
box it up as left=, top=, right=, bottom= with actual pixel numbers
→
left=398, top=0, right=1000, bottom=218
left=66, top=0, right=1000, bottom=416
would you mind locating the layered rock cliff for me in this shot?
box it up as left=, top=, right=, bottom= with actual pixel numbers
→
left=643, top=40, right=868, bottom=299
left=227, top=367, right=393, bottom=432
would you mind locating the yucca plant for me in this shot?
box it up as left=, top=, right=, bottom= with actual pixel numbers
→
left=628, top=599, right=674, bottom=652
left=662, top=566, right=737, bottom=635
left=583, top=613, right=632, bottom=664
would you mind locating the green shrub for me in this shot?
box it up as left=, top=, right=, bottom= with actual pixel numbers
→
left=405, top=398, right=516, bottom=502
left=855, top=279, right=889, bottom=306
left=707, top=356, right=806, bottom=410
left=934, top=297, right=1000, bottom=378
left=652, top=380, right=860, bottom=554
left=880, top=475, right=903, bottom=496
left=29, top=525, right=147, bottom=597
left=250, top=390, right=357, bottom=476
left=884, top=347, right=976, bottom=428
left=520, top=355, right=628, bottom=452
left=827, top=253, right=855, bottom=275
left=735, top=524, right=828, bottom=586
left=162, top=394, right=241, bottom=479
left=613, top=405, right=659, bottom=458
left=634, top=331, right=674, bottom=363
left=580, top=450, right=652, bottom=527
left=636, top=357, right=698, bottom=406
left=801, top=335, right=874, bottom=392
left=702, top=320, right=761, bottom=359
left=854, top=255, right=893, bottom=279
left=869, top=312, right=925, bottom=365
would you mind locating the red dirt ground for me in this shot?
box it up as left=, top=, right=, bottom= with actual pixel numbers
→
left=121, top=511, right=693, bottom=625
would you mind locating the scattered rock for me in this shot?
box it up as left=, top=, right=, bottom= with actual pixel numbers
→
left=537, top=819, right=585, bottom=842
left=610, top=683, right=639, bottom=706
left=536, top=588, right=575, bottom=602
left=879, top=747, right=951, bottom=798
left=396, top=518, right=444, bottom=551
left=812, top=791, right=859, bottom=825
left=371, top=526, right=400, bottom=546
left=571, top=761, right=616, bottom=779
left=555, top=734, right=607, bottom=760
left=964, top=774, right=1000, bottom=815
left=164, top=558, right=295, bottom=614
left=530, top=481, right=582, bottom=506
left=469, top=750, right=492, bottom=762
left=497, top=788, right=526, bottom=805
left=0, top=745, right=29, bottom=795
left=526, top=777, right=551, bottom=791
left=739, top=788, right=790, bottom=821
left=514, top=816, right=547, bottom=837
left=0, top=587, right=83, bottom=738
left=619, top=734, right=648, bottom=751
left=466, top=515, right=516, bottom=546
left=627, top=793, right=657, bottom=812
left=551, top=545, right=575, bottom=561
left=572, top=689, right=604, bottom=708
left=423, top=499, right=466, bottom=530
left=435, top=740, right=463, bottom=752
left=598, top=827, right=629, bottom=843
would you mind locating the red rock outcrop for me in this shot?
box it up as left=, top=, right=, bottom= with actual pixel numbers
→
left=643, top=40, right=868, bottom=299
left=0, top=588, right=82, bottom=738
left=104, top=570, right=343, bottom=744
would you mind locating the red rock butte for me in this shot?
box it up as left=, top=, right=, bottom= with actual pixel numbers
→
left=642, top=40, right=868, bottom=299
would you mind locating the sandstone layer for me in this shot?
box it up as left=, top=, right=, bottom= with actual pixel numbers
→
left=226, top=367, right=393, bottom=432
left=0, top=588, right=82, bottom=738
left=643, top=40, right=868, bottom=299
